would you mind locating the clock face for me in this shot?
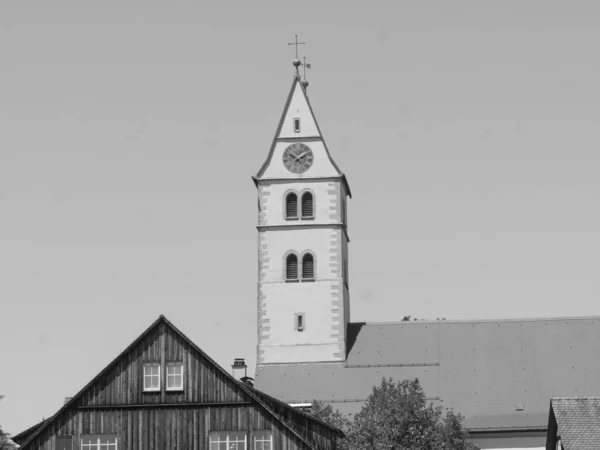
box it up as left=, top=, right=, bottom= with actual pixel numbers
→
left=282, top=143, right=314, bottom=174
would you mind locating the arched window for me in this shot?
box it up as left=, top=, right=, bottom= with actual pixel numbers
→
left=286, top=254, right=298, bottom=280
left=301, top=192, right=314, bottom=218
left=302, top=253, right=314, bottom=280
left=286, top=192, right=298, bottom=219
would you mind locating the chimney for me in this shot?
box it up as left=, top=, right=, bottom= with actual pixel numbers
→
left=231, top=358, right=254, bottom=386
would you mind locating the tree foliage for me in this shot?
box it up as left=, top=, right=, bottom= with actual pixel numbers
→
left=312, top=378, right=479, bottom=450
left=0, top=426, right=17, bottom=450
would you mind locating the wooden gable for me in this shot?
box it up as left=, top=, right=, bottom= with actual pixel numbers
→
left=17, top=316, right=341, bottom=450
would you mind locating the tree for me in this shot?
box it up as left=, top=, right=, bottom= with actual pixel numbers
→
left=0, top=426, right=17, bottom=450
left=312, top=378, right=478, bottom=450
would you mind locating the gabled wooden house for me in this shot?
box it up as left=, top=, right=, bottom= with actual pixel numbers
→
left=13, top=316, right=342, bottom=450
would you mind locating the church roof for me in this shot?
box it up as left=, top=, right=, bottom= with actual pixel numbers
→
left=254, top=316, right=600, bottom=431
left=549, top=397, right=600, bottom=449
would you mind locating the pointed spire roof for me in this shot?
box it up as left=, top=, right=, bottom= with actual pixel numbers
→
left=254, top=74, right=351, bottom=197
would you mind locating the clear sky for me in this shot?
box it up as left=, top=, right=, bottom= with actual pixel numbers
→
left=1, top=0, right=600, bottom=436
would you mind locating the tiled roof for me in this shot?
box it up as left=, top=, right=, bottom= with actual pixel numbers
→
left=551, top=397, right=600, bottom=450
left=255, top=316, right=600, bottom=430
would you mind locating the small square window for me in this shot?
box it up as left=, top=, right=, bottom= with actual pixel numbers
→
left=209, top=431, right=247, bottom=450
left=254, top=431, right=273, bottom=450
left=167, top=362, right=184, bottom=391
left=143, top=363, right=160, bottom=392
left=81, top=435, right=117, bottom=450
left=293, top=118, right=300, bottom=133
left=295, top=313, right=305, bottom=332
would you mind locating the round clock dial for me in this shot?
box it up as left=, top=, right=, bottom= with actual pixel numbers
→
left=282, top=143, right=314, bottom=174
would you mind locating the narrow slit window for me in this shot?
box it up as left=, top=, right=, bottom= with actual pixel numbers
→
left=286, top=193, right=298, bottom=219
left=286, top=254, right=298, bottom=280
left=301, top=192, right=313, bottom=218
left=295, top=313, right=305, bottom=332
left=302, top=253, right=314, bottom=280
left=294, top=118, right=301, bottom=133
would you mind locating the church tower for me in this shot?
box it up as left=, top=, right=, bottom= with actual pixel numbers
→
left=253, top=61, right=351, bottom=365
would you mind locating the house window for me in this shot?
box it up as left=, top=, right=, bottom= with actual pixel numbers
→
left=285, top=192, right=298, bottom=219
left=167, top=362, right=184, bottom=391
left=295, top=313, right=305, bottom=332
left=293, top=118, right=300, bottom=133
left=302, top=253, right=314, bottom=280
left=56, top=436, right=73, bottom=450
left=301, top=192, right=313, bottom=218
left=209, top=431, right=247, bottom=450
left=143, top=363, right=160, bottom=391
left=286, top=253, right=298, bottom=281
left=81, top=435, right=117, bottom=450
left=254, top=431, right=273, bottom=450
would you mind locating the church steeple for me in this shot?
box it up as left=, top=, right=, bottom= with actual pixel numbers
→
left=254, top=61, right=351, bottom=366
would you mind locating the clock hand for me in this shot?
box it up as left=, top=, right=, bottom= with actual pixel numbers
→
left=293, top=151, right=308, bottom=162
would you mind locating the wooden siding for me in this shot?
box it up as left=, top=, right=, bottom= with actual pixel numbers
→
left=78, top=323, right=245, bottom=407
left=20, top=317, right=340, bottom=450
left=24, top=405, right=323, bottom=450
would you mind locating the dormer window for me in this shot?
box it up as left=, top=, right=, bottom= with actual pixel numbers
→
left=285, top=192, right=298, bottom=219
left=293, top=118, right=301, bottom=133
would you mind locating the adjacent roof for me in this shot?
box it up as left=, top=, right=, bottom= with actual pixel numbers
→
left=255, top=316, right=600, bottom=431
left=17, top=315, right=342, bottom=450
left=550, top=397, right=600, bottom=449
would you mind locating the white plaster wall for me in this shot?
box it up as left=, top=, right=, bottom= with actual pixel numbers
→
left=259, top=228, right=340, bottom=282
left=260, top=280, right=340, bottom=346
left=261, top=343, right=343, bottom=364
left=259, top=180, right=339, bottom=227
left=260, top=140, right=340, bottom=179
left=278, top=81, right=320, bottom=139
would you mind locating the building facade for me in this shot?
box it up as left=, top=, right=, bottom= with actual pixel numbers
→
left=13, top=316, right=341, bottom=450
left=253, top=65, right=600, bottom=450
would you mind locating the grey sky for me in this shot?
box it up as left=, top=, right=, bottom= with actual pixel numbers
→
left=1, top=0, right=600, bottom=435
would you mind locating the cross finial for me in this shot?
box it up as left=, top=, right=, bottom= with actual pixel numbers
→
left=287, top=34, right=306, bottom=76
left=287, top=34, right=306, bottom=60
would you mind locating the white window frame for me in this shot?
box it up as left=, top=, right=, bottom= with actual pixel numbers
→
left=209, top=431, right=247, bottom=450
left=293, top=117, right=301, bottom=133
left=143, top=363, right=160, bottom=392
left=254, top=430, right=273, bottom=450
left=80, top=434, right=117, bottom=450
left=166, top=362, right=184, bottom=391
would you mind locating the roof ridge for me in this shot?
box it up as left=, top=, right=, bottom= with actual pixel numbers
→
left=358, top=315, right=600, bottom=326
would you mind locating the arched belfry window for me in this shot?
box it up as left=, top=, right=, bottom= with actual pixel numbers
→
left=301, top=192, right=314, bottom=218
left=302, top=253, right=314, bottom=280
left=286, top=254, right=299, bottom=281
left=286, top=192, right=298, bottom=219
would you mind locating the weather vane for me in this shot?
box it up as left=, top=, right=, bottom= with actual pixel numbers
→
left=301, top=57, right=311, bottom=88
